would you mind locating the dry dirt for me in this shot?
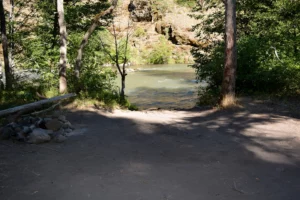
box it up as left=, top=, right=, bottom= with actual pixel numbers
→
left=0, top=98, right=300, bottom=200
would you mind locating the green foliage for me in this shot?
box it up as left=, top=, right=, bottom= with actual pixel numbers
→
left=151, top=0, right=170, bottom=14
left=191, top=0, right=300, bottom=103
left=175, top=0, right=197, bottom=8
left=134, top=27, right=147, bottom=38
left=148, top=36, right=173, bottom=64
left=2, top=0, right=125, bottom=109
left=69, top=66, right=119, bottom=104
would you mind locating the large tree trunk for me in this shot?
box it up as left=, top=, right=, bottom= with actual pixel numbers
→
left=0, top=0, right=12, bottom=89
left=57, top=0, right=67, bottom=93
left=219, top=0, right=237, bottom=107
left=74, top=0, right=118, bottom=81
left=8, top=0, right=14, bottom=71
left=0, top=93, right=76, bottom=118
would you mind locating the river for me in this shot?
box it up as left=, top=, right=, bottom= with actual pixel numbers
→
left=116, top=64, right=202, bottom=109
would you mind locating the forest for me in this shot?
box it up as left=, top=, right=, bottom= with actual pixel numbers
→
left=0, top=0, right=299, bottom=109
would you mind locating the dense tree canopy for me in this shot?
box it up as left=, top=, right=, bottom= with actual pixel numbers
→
left=191, top=0, right=300, bottom=105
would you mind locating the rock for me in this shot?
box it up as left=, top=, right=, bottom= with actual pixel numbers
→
left=30, top=124, right=36, bottom=131
left=14, top=125, right=23, bottom=133
left=27, top=128, right=51, bottom=144
left=8, top=122, right=18, bottom=129
left=46, top=130, right=54, bottom=137
left=16, top=131, right=26, bottom=141
left=52, top=111, right=62, bottom=119
left=155, top=21, right=199, bottom=47
left=43, top=118, right=52, bottom=123
left=23, top=126, right=32, bottom=135
left=58, top=115, right=67, bottom=122
left=130, top=0, right=153, bottom=22
left=45, top=119, right=63, bottom=131
left=63, top=121, right=74, bottom=130
left=0, top=126, right=14, bottom=140
left=64, top=128, right=73, bottom=133
left=35, top=118, right=47, bottom=129
left=53, top=134, right=67, bottom=143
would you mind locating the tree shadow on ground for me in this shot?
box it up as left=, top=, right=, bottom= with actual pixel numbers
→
left=0, top=100, right=300, bottom=199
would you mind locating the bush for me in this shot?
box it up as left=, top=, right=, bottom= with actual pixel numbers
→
left=68, top=65, right=119, bottom=104
left=175, top=0, right=197, bottom=8
left=192, top=35, right=300, bottom=100
left=148, top=36, right=173, bottom=64
left=134, top=27, right=147, bottom=38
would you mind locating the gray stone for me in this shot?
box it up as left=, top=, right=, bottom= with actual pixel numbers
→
left=23, top=126, right=32, bottom=135
left=27, top=128, right=51, bottom=144
left=30, top=124, right=36, bottom=131
left=63, top=121, right=74, bottom=130
left=8, top=122, right=18, bottom=129
left=53, top=134, right=67, bottom=143
left=46, top=130, right=54, bottom=136
left=43, top=118, right=52, bottom=123
left=45, top=119, right=63, bottom=131
left=58, top=115, right=67, bottom=122
left=14, top=125, right=23, bottom=133
left=52, top=129, right=65, bottom=138
left=0, top=126, right=13, bottom=140
left=16, top=131, right=26, bottom=141
left=35, top=118, right=43, bottom=127
left=64, top=128, right=73, bottom=133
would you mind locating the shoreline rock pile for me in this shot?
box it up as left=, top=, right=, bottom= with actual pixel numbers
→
left=0, top=115, right=74, bottom=144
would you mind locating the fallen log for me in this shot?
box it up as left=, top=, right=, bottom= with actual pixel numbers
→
left=0, top=93, right=76, bottom=118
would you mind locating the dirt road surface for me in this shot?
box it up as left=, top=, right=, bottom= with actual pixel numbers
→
left=1, top=99, right=300, bottom=200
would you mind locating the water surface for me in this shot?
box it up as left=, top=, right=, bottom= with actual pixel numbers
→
left=116, top=64, right=200, bottom=109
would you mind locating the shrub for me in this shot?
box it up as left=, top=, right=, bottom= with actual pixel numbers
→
left=134, top=27, right=147, bottom=38
left=192, top=35, right=300, bottom=100
left=148, top=36, right=173, bottom=64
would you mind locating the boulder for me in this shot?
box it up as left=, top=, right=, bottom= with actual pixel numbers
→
left=62, top=121, right=74, bottom=130
left=27, top=128, right=51, bottom=144
left=23, top=126, right=32, bottom=135
left=64, top=128, right=73, bottom=134
left=45, top=119, right=63, bottom=131
left=58, top=115, right=67, bottom=122
left=35, top=118, right=47, bottom=129
left=53, top=134, right=67, bottom=143
left=155, top=21, right=200, bottom=47
left=130, top=0, right=153, bottom=22
left=52, top=128, right=65, bottom=138
left=16, top=131, right=26, bottom=141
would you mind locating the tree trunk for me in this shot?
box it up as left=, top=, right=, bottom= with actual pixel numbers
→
left=57, top=0, right=67, bottom=93
left=74, top=22, right=98, bottom=79
left=120, top=74, right=125, bottom=102
left=9, top=0, right=14, bottom=70
left=0, top=61, right=3, bottom=90
left=219, top=0, right=237, bottom=107
left=0, top=0, right=12, bottom=89
left=74, top=0, right=118, bottom=80
left=0, top=93, right=76, bottom=118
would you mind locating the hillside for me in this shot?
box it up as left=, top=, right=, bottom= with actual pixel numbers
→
left=113, top=0, right=200, bottom=65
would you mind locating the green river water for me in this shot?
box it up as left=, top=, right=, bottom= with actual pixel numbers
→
left=116, top=64, right=202, bottom=109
